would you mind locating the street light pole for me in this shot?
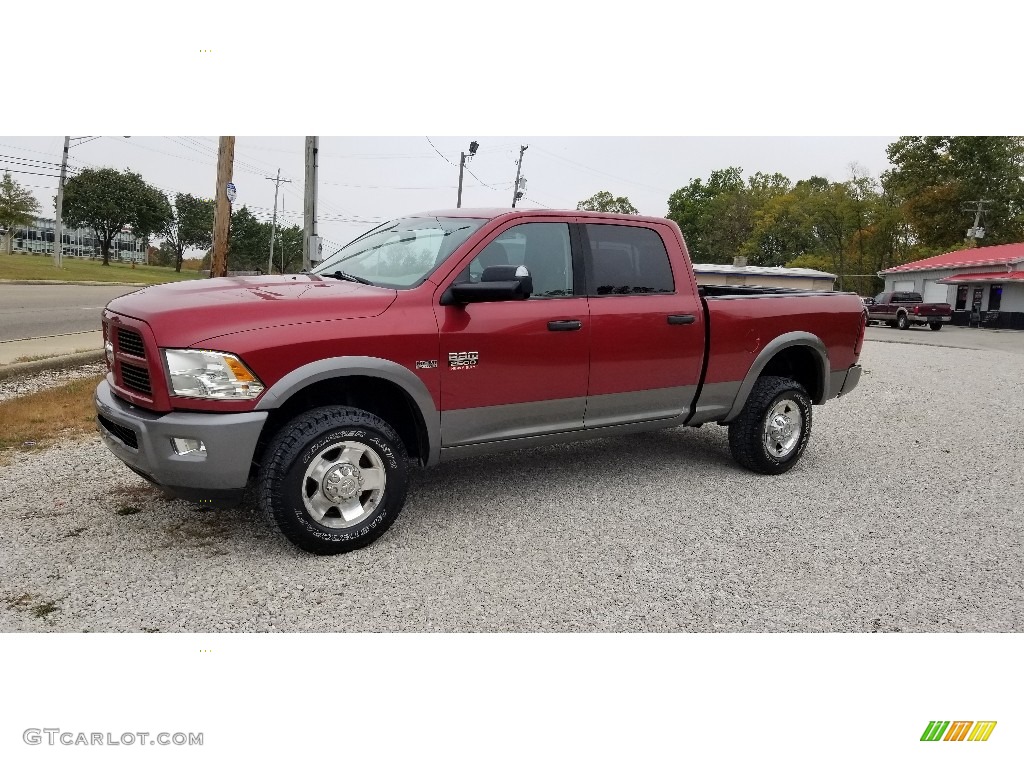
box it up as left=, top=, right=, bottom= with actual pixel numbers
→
left=52, top=136, right=71, bottom=269
left=512, top=144, right=528, bottom=208
left=456, top=140, right=479, bottom=208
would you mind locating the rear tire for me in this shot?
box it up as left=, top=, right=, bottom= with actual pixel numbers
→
left=728, top=376, right=812, bottom=475
left=929, top=322, right=943, bottom=331
left=896, top=313, right=910, bottom=330
left=257, top=406, right=409, bottom=555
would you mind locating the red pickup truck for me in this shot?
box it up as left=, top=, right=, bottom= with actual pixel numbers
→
left=95, top=209, right=865, bottom=554
left=866, top=291, right=953, bottom=330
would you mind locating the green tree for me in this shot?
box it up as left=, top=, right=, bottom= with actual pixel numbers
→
left=228, top=206, right=271, bottom=272
left=667, top=167, right=745, bottom=263
left=576, top=190, right=639, bottom=215
left=0, top=172, right=40, bottom=254
left=668, top=168, right=794, bottom=265
left=883, top=136, right=1024, bottom=250
left=274, top=225, right=304, bottom=273
left=161, top=193, right=215, bottom=272
left=61, top=168, right=172, bottom=265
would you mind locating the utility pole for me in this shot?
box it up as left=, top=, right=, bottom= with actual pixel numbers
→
left=211, top=136, right=235, bottom=278
left=266, top=168, right=291, bottom=274
left=511, top=144, right=528, bottom=208
left=963, top=199, right=993, bottom=245
left=302, top=136, right=319, bottom=272
left=456, top=140, right=479, bottom=208
left=52, top=136, right=71, bottom=269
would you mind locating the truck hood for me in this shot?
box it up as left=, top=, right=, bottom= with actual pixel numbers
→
left=107, top=275, right=397, bottom=347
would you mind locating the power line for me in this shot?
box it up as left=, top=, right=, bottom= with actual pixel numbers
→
left=0, top=167, right=66, bottom=179
left=425, top=137, right=457, bottom=167
left=0, top=153, right=63, bottom=168
left=532, top=146, right=671, bottom=194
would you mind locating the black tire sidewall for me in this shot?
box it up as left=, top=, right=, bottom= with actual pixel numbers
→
left=263, top=409, right=409, bottom=553
left=729, top=376, right=812, bottom=475
left=755, top=387, right=812, bottom=473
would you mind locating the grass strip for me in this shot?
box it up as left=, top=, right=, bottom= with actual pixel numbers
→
left=0, top=375, right=105, bottom=459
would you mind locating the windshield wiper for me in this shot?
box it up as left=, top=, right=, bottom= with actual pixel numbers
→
left=322, top=270, right=375, bottom=286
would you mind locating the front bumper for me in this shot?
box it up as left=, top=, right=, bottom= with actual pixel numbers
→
left=95, top=380, right=268, bottom=505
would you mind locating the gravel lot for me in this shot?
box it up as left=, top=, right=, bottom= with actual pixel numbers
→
left=1, top=339, right=1022, bottom=632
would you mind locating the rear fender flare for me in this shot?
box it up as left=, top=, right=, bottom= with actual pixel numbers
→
left=723, top=332, right=830, bottom=422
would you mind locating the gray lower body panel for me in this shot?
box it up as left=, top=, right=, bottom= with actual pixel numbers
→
left=686, top=381, right=741, bottom=426
left=95, top=380, right=267, bottom=502
left=442, top=397, right=587, bottom=447
left=441, top=386, right=698, bottom=448
left=440, top=413, right=690, bottom=462
left=583, top=386, right=695, bottom=428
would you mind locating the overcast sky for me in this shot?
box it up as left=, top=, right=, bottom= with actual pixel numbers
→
left=2, top=136, right=898, bottom=252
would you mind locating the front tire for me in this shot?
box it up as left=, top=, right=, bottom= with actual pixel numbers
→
left=728, top=376, right=812, bottom=475
left=257, top=406, right=409, bottom=555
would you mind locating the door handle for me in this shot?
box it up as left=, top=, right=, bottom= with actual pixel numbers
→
left=667, top=314, right=697, bottom=325
left=547, top=320, right=583, bottom=331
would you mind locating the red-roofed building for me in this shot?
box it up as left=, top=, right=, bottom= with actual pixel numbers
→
left=879, top=243, right=1024, bottom=329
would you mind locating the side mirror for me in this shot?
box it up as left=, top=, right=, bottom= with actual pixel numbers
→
left=441, top=265, right=533, bottom=305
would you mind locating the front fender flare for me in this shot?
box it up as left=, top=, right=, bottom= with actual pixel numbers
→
left=255, top=356, right=441, bottom=465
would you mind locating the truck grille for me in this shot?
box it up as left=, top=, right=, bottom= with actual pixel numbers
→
left=98, top=414, right=139, bottom=449
left=120, top=362, right=152, bottom=395
left=117, top=327, right=146, bottom=358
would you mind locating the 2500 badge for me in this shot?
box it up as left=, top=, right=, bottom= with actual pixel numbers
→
left=448, top=351, right=479, bottom=370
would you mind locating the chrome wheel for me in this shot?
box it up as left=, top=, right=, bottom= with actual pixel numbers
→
left=763, top=399, right=803, bottom=459
left=301, top=440, right=387, bottom=528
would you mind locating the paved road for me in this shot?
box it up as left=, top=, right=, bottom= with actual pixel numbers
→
left=865, top=323, right=1024, bottom=354
left=2, top=339, right=1022, bottom=632
left=0, top=284, right=141, bottom=342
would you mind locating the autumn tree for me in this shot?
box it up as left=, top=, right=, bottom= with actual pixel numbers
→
left=883, top=136, right=1024, bottom=250
left=61, top=168, right=172, bottom=265
left=576, top=190, right=639, bottom=215
left=0, top=172, right=40, bottom=254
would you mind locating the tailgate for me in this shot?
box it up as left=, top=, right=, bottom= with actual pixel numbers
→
left=917, top=304, right=952, bottom=317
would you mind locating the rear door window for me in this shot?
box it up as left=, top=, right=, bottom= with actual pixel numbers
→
left=584, top=224, right=674, bottom=296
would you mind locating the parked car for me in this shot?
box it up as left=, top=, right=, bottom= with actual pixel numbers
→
left=95, top=209, right=865, bottom=554
left=867, top=291, right=952, bottom=330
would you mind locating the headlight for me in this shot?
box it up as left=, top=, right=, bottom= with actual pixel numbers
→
left=163, top=349, right=265, bottom=400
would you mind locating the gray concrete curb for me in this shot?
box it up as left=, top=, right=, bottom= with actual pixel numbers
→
left=0, top=350, right=104, bottom=381
left=0, top=279, right=149, bottom=286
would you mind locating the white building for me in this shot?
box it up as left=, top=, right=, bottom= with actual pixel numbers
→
left=7, top=216, right=146, bottom=263
left=692, top=264, right=836, bottom=291
left=879, top=243, right=1024, bottom=330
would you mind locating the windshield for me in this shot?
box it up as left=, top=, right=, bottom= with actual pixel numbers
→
left=312, top=217, right=486, bottom=288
